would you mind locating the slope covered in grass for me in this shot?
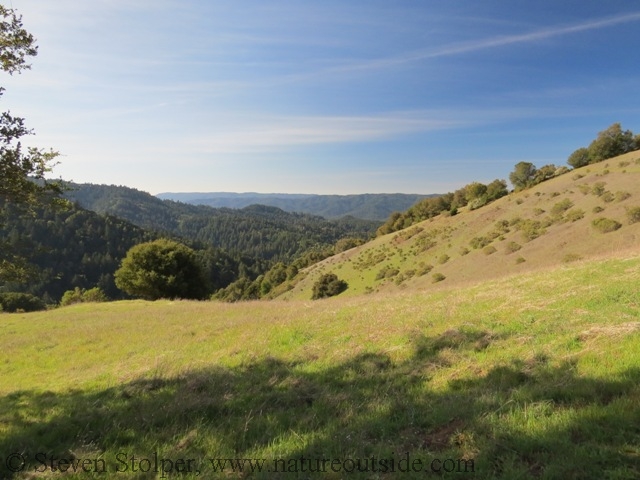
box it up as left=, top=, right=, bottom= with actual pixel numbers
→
left=277, top=152, right=640, bottom=300
left=1, top=253, right=639, bottom=479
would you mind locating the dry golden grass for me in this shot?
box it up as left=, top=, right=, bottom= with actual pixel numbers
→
left=280, top=152, right=640, bottom=301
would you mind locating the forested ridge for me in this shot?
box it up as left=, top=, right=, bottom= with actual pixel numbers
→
left=0, top=201, right=269, bottom=302
left=66, top=183, right=380, bottom=262
left=0, top=182, right=380, bottom=304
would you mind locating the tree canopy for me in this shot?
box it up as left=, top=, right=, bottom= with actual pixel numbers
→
left=0, top=5, right=61, bottom=205
left=0, top=4, right=62, bottom=282
left=114, top=239, right=209, bottom=300
left=566, top=123, right=639, bottom=168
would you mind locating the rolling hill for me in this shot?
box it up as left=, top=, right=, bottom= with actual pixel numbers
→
left=65, top=183, right=381, bottom=263
left=1, top=248, right=638, bottom=478
left=276, top=152, right=640, bottom=300
left=2, top=156, right=639, bottom=479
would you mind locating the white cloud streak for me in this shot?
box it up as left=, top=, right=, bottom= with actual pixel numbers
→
left=308, top=11, right=640, bottom=75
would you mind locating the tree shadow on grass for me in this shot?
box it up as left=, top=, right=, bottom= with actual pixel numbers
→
left=0, top=329, right=639, bottom=479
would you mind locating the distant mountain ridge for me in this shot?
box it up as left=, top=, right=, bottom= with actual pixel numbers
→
left=155, top=192, right=435, bottom=221
left=65, top=183, right=381, bottom=263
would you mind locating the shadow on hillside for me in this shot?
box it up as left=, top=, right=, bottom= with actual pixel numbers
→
left=1, top=330, right=639, bottom=479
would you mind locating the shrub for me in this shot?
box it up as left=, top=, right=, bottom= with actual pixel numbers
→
left=438, top=254, right=450, bottom=264
left=591, top=182, right=606, bottom=196
left=592, top=206, right=604, bottom=214
left=432, top=273, right=446, bottom=283
left=517, top=219, right=546, bottom=241
left=615, top=191, right=631, bottom=202
left=577, top=184, right=591, bottom=195
left=591, top=217, right=622, bottom=233
left=565, top=209, right=585, bottom=222
left=375, top=267, right=400, bottom=280
left=311, top=273, right=348, bottom=299
left=469, top=236, right=491, bottom=249
left=563, top=253, right=583, bottom=263
left=551, top=199, right=574, bottom=216
left=601, top=191, right=614, bottom=203
left=416, top=264, right=434, bottom=276
left=505, top=241, right=522, bottom=254
left=483, top=245, right=497, bottom=255
left=459, top=247, right=470, bottom=256
left=60, top=287, right=108, bottom=306
left=494, top=220, right=510, bottom=234
left=0, top=293, right=46, bottom=313
left=626, top=207, right=640, bottom=224
left=515, top=256, right=526, bottom=264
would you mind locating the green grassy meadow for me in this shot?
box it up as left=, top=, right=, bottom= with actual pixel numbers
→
left=1, top=253, right=639, bottom=478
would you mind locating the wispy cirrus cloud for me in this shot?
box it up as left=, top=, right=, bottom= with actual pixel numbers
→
left=306, top=11, right=640, bottom=76
left=177, top=106, right=575, bottom=155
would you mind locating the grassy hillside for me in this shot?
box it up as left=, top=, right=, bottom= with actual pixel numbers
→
left=278, top=152, right=640, bottom=300
left=1, top=252, right=639, bottom=478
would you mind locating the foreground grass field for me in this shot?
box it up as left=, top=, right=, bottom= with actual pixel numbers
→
left=1, top=254, right=639, bottom=479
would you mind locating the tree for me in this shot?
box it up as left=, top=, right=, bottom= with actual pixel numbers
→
left=464, top=182, right=487, bottom=203
left=0, top=5, right=62, bottom=205
left=485, top=179, right=508, bottom=201
left=532, top=164, right=558, bottom=184
left=311, top=273, right=348, bottom=300
left=0, top=5, right=62, bottom=282
left=509, top=162, right=537, bottom=191
left=114, top=239, right=209, bottom=300
left=567, top=147, right=590, bottom=169
left=587, top=123, right=636, bottom=163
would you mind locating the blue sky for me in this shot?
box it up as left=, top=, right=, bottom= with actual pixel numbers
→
left=4, top=0, right=640, bottom=194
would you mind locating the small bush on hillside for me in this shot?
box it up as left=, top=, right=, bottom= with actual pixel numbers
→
left=517, top=219, right=546, bottom=241
left=565, top=209, right=585, bottom=222
left=416, top=264, right=434, bottom=276
left=515, top=256, right=526, bottom=264
left=311, top=273, right=348, bottom=300
left=626, top=207, right=640, bottom=224
left=619, top=160, right=630, bottom=167
left=438, top=254, right=450, bottom=265
left=0, top=293, right=46, bottom=313
left=469, top=236, right=491, bottom=249
left=615, top=191, right=631, bottom=202
left=459, top=247, right=470, bottom=256
left=432, top=273, right=446, bottom=283
left=577, top=184, right=591, bottom=195
left=494, top=220, right=510, bottom=234
left=591, top=217, right=622, bottom=234
left=601, top=191, right=615, bottom=203
left=551, top=199, right=574, bottom=216
left=591, top=182, right=607, bottom=196
left=505, top=241, right=522, bottom=254
left=593, top=206, right=604, bottom=214
left=563, top=253, right=583, bottom=263
left=375, top=267, right=399, bottom=280
left=60, top=287, right=108, bottom=306
left=483, top=246, right=497, bottom=255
